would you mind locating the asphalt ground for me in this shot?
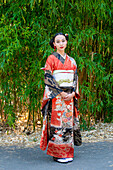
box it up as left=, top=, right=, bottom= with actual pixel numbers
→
left=0, top=141, right=113, bottom=170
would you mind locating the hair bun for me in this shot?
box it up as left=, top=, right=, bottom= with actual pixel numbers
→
left=49, top=38, right=54, bottom=48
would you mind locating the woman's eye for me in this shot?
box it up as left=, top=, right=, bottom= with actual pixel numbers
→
left=62, top=39, right=65, bottom=42
left=56, top=41, right=60, bottom=43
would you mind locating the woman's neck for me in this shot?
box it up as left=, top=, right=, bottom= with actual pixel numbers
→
left=56, top=50, right=65, bottom=56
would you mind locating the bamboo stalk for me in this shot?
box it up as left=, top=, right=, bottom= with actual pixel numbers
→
left=0, top=98, right=3, bottom=120
left=33, top=108, right=35, bottom=131
left=13, top=81, right=17, bottom=113
left=27, top=92, right=32, bottom=127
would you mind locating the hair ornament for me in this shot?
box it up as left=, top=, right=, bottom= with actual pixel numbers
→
left=65, top=33, right=68, bottom=36
left=54, top=46, right=56, bottom=51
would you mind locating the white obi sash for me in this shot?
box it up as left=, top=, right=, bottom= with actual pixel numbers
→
left=53, top=70, right=74, bottom=87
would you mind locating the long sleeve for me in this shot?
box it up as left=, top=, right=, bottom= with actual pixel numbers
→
left=44, top=70, right=63, bottom=99
left=73, top=68, right=80, bottom=99
left=41, top=55, right=63, bottom=107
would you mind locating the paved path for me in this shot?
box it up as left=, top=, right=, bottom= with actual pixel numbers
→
left=0, top=141, right=113, bottom=170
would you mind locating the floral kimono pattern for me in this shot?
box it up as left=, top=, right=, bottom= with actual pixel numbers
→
left=40, top=52, right=80, bottom=158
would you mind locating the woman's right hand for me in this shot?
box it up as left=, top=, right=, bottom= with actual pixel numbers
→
left=60, top=91, right=68, bottom=99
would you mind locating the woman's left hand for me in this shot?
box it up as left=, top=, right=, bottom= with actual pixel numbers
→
left=63, top=94, right=73, bottom=101
left=63, top=92, right=75, bottom=101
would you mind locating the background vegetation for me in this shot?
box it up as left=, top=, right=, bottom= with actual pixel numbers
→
left=0, top=0, right=113, bottom=131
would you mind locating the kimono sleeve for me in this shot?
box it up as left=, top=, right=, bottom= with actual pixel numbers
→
left=44, top=55, right=55, bottom=72
left=73, top=69, right=80, bottom=99
left=43, top=55, right=63, bottom=99
left=71, top=58, right=80, bottom=99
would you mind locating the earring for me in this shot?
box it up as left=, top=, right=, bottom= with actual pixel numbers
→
left=54, top=46, right=56, bottom=51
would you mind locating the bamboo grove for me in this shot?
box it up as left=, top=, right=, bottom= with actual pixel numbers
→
left=0, top=0, right=113, bottom=130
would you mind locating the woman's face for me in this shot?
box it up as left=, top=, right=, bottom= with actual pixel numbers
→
left=53, top=35, right=67, bottom=52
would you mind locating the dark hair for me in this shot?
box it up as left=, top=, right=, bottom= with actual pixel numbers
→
left=49, top=32, right=69, bottom=48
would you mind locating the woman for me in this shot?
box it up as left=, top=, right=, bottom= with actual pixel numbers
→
left=40, top=32, right=81, bottom=163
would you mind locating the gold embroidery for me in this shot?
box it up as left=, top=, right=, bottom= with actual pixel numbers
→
left=57, top=79, right=73, bottom=85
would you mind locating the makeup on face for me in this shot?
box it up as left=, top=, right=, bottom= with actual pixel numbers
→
left=54, top=35, right=67, bottom=51
left=56, top=38, right=66, bottom=44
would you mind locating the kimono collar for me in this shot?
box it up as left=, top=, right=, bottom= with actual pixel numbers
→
left=58, top=53, right=66, bottom=59
left=52, top=52, right=66, bottom=64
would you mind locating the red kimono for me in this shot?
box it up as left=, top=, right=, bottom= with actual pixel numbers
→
left=40, top=52, right=81, bottom=158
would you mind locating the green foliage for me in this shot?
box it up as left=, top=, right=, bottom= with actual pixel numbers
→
left=0, top=0, right=113, bottom=129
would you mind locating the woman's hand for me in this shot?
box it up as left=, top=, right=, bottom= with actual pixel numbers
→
left=60, top=92, right=75, bottom=101
left=60, top=91, right=68, bottom=99
left=63, top=94, right=73, bottom=101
